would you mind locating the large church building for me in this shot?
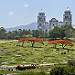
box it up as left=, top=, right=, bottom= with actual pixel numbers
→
left=37, top=8, right=72, bottom=33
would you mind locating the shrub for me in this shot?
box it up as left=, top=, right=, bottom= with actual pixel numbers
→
left=50, top=66, right=69, bottom=75
left=68, top=59, right=75, bottom=66
left=16, top=71, right=48, bottom=75
left=50, top=66, right=75, bottom=75
left=16, top=66, right=36, bottom=70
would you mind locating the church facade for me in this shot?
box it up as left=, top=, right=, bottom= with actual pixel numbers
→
left=37, top=8, right=72, bottom=33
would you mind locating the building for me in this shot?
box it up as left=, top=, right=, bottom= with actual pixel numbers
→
left=37, top=8, right=72, bottom=33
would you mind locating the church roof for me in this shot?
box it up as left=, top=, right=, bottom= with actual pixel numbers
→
left=65, top=7, right=71, bottom=13
left=39, top=9, right=45, bottom=14
left=49, top=18, right=58, bottom=22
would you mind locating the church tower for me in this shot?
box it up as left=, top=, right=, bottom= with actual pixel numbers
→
left=63, top=7, right=72, bottom=25
left=37, top=9, right=46, bottom=32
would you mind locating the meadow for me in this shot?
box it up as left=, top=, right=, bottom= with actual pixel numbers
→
left=0, top=39, right=75, bottom=66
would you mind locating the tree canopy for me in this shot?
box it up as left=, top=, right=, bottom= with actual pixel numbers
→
left=48, top=40, right=74, bottom=48
left=18, top=38, right=44, bottom=47
left=49, top=26, right=66, bottom=39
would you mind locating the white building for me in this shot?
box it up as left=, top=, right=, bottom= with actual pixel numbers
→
left=37, top=8, right=72, bottom=33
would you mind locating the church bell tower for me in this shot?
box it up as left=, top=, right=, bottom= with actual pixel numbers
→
left=37, top=9, right=46, bottom=32
left=63, top=7, right=72, bottom=25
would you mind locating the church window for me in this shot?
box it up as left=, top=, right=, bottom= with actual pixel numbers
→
left=38, top=20, right=39, bottom=23
left=39, top=23, right=41, bottom=26
left=70, top=16, right=71, bottom=19
left=44, top=18, right=45, bottom=21
left=66, top=22, right=68, bottom=24
left=45, top=29, right=47, bottom=32
left=39, top=18, right=41, bottom=20
left=40, top=13, right=41, bottom=15
left=53, top=24, right=54, bottom=26
left=65, top=16, right=68, bottom=18
left=67, top=16, right=68, bottom=18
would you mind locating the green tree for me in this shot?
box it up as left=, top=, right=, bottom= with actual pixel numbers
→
left=68, top=59, right=75, bottom=66
left=32, top=30, right=39, bottom=38
left=18, top=29, right=22, bottom=39
left=49, top=26, right=66, bottom=39
left=59, top=27, right=66, bottom=39
left=50, top=66, right=75, bottom=75
left=62, top=24, right=74, bottom=38
left=39, top=30, right=44, bottom=38
left=0, top=27, right=6, bottom=39
left=25, top=34, right=32, bottom=38
left=6, top=33, right=12, bottom=39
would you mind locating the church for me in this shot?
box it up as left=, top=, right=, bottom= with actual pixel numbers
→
left=37, top=8, right=72, bottom=33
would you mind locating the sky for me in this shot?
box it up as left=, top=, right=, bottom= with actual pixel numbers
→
left=0, top=0, right=75, bottom=28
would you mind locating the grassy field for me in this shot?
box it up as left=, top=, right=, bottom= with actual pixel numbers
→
left=0, top=39, right=75, bottom=66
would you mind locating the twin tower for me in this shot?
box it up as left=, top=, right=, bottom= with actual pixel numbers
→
left=37, top=8, right=72, bottom=33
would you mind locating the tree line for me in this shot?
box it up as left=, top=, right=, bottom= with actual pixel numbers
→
left=0, top=24, right=75, bottom=40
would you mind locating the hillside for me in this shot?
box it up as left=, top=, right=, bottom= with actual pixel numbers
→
left=6, top=22, right=37, bottom=32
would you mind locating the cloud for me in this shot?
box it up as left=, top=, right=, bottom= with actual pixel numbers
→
left=24, top=4, right=29, bottom=7
left=8, top=11, right=14, bottom=16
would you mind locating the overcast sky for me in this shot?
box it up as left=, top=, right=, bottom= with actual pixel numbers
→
left=0, top=0, right=75, bottom=28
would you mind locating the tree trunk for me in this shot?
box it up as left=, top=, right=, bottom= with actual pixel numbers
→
left=22, top=41, right=24, bottom=47
left=32, top=43, right=34, bottom=47
left=61, top=43, right=64, bottom=49
left=32, top=41, right=35, bottom=47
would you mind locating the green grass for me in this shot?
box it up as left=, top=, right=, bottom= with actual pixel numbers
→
left=0, top=70, right=50, bottom=75
left=0, top=40, right=75, bottom=66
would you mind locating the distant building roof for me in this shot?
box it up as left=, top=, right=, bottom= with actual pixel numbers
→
left=49, top=18, right=58, bottom=22
left=65, top=7, right=71, bottom=13
left=39, top=9, right=45, bottom=14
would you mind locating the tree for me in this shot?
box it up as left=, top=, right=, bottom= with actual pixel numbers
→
left=48, top=40, right=74, bottom=49
left=44, top=32, right=48, bottom=38
left=59, top=27, right=66, bottom=39
left=18, top=38, right=29, bottom=47
left=39, top=30, right=44, bottom=38
left=50, top=66, right=75, bottom=75
left=62, top=24, right=74, bottom=38
left=25, top=35, right=32, bottom=38
left=49, top=26, right=66, bottom=40
left=18, top=29, right=22, bottom=39
left=18, top=38, right=44, bottom=47
left=58, top=40, right=74, bottom=49
left=29, top=38, right=44, bottom=47
left=12, top=30, right=19, bottom=39
left=32, top=30, right=39, bottom=38
left=68, top=59, right=75, bottom=66
left=0, top=27, right=6, bottom=39
left=6, top=33, right=12, bottom=39
left=48, top=40, right=58, bottom=48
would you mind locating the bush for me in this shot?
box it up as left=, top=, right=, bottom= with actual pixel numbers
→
left=50, top=66, right=69, bottom=75
left=68, top=59, right=75, bottom=66
left=16, top=66, right=36, bottom=70
left=50, top=66, right=75, bottom=75
left=16, top=71, right=48, bottom=75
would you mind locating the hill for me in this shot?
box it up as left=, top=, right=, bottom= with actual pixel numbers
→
left=6, top=22, right=37, bottom=32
